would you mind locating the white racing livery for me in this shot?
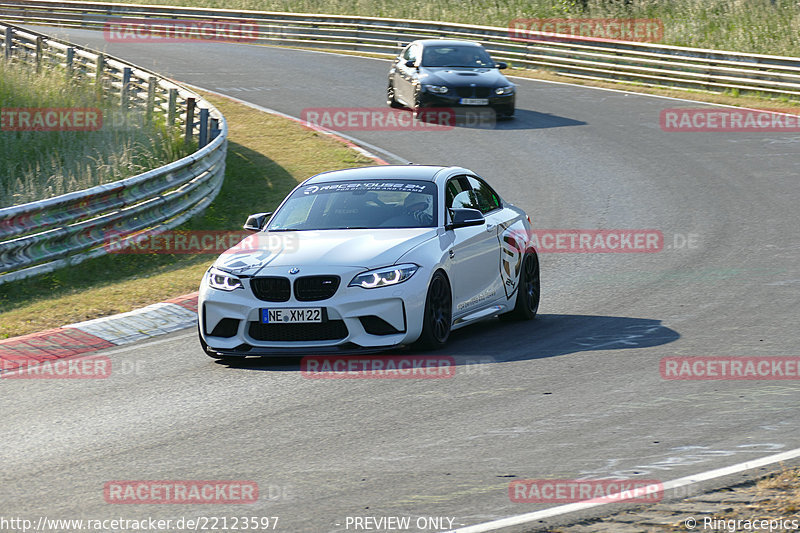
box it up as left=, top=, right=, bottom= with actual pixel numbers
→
left=198, top=165, right=539, bottom=358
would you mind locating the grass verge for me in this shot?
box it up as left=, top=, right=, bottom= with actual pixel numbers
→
left=0, top=91, right=376, bottom=338
left=0, top=60, right=186, bottom=207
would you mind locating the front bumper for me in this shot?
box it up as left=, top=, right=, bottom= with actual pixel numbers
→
left=199, top=265, right=430, bottom=356
left=418, top=90, right=515, bottom=114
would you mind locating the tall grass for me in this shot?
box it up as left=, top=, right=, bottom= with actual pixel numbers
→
left=97, top=0, right=800, bottom=56
left=0, top=61, right=186, bottom=207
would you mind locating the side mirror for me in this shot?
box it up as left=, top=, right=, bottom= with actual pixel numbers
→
left=405, top=60, right=417, bottom=68
left=495, top=62, right=508, bottom=70
left=243, top=212, right=272, bottom=232
left=446, top=208, right=485, bottom=230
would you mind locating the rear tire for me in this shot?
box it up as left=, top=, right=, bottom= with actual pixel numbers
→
left=499, top=251, right=540, bottom=321
left=414, top=271, right=452, bottom=350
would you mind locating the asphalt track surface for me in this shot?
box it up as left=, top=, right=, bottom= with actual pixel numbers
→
left=2, top=27, right=800, bottom=532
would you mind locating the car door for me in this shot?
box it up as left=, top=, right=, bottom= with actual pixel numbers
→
left=464, top=175, right=526, bottom=303
left=395, top=43, right=420, bottom=106
left=445, top=175, right=504, bottom=320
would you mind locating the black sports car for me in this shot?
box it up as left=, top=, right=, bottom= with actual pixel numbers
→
left=387, top=39, right=516, bottom=118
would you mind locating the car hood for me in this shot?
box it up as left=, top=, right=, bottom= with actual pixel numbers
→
left=214, top=228, right=436, bottom=276
left=420, top=67, right=510, bottom=87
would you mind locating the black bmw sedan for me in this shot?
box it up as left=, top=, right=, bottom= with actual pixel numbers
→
left=387, top=39, right=516, bottom=118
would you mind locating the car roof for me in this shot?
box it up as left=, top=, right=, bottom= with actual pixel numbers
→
left=412, top=39, right=484, bottom=48
left=305, top=165, right=456, bottom=184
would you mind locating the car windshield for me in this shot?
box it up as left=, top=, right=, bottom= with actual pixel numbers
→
left=420, top=45, right=495, bottom=68
left=267, top=179, right=438, bottom=230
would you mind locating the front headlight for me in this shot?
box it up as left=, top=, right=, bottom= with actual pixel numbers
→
left=349, top=264, right=419, bottom=289
left=495, top=85, right=515, bottom=95
left=206, top=267, right=243, bottom=291
left=423, top=84, right=449, bottom=94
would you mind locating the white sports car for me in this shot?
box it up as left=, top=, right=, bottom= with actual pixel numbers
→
left=198, top=165, right=539, bottom=358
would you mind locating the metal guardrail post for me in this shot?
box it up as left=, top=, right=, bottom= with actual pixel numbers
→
left=184, top=97, right=196, bottom=146
left=121, top=66, right=132, bottom=109
left=95, top=53, right=104, bottom=97
left=35, top=35, right=42, bottom=72
left=198, top=108, right=209, bottom=147
left=4, top=26, right=12, bottom=60
left=65, top=46, right=74, bottom=78
left=146, top=76, right=156, bottom=123
left=167, top=88, right=177, bottom=126
left=210, top=118, right=220, bottom=140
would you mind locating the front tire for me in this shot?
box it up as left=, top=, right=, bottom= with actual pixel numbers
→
left=495, top=107, right=515, bottom=120
left=414, top=271, right=452, bottom=350
left=500, top=250, right=540, bottom=321
left=387, top=82, right=403, bottom=108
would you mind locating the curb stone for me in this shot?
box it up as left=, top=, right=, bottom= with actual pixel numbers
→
left=0, top=292, right=199, bottom=372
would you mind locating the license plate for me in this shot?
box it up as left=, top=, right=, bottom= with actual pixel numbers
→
left=460, top=98, right=489, bottom=105
left=261, top=308, right=322, bottom=324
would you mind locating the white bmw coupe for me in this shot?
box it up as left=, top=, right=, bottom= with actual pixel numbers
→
left=198, top=165, right=538, bottom=358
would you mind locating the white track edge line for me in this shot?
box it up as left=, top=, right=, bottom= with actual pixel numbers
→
left=447, top=446, right=800, bottom=533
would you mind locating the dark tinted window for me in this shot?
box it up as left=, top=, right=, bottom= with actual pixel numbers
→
left=421, top=45, right=495, bottom=68
left=466, top=176, right=502, bottom=213
left=402, top=44, right=419, bottom=63
left=445, top=177, right=469, bottom=210
left=446, top=175, right=501, bottom=215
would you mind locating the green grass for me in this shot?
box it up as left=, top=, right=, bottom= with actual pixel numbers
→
left=96, top=0, right=800, bottom=56
left=0, top=91, right=376, bottom=338
left=0, top=60, right=186, bottom=207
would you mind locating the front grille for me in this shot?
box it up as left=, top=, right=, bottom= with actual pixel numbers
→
left=475, top=87, right=491, bottom=98
left=248, top=320, right=348, bottom=341
left=251, top=277, right=290, bottom=302
left=294, top=275, right=340, bottom=301
left=455, top=86, right=473, bottom=98
left=359, top=316, right=403, bottom=336
left=209, top=318, right=240, bottom=338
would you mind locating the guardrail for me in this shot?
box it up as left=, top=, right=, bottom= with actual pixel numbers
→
left=0, top=21, right=227, bottom=285
left=1, top=0, right=800, bottom=98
